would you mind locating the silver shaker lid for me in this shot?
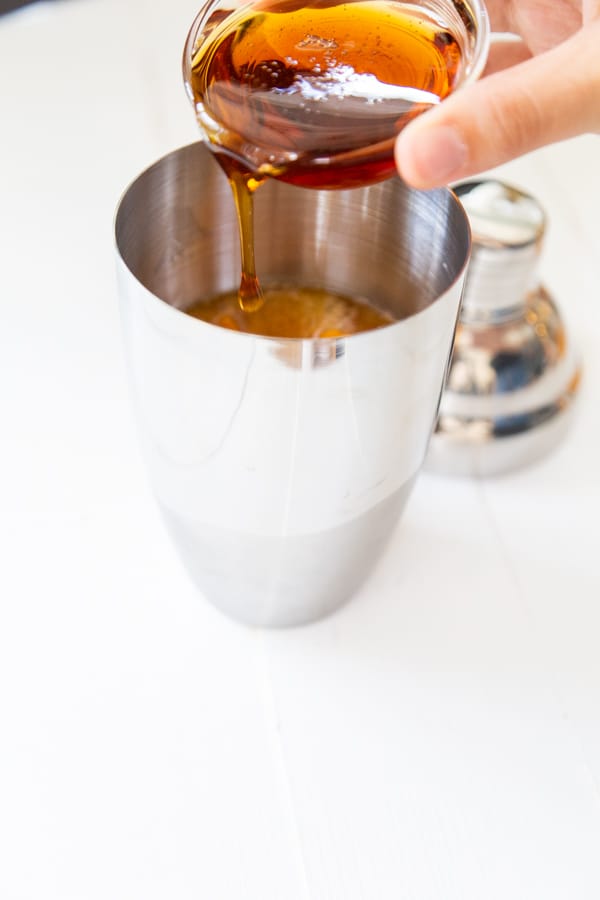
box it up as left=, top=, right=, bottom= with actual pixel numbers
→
left=426, top=179, right=581, bottom=477
left=454, top=180, right=546, bottom=320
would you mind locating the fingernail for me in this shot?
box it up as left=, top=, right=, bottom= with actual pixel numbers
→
left=398, top=123, right=468, bottom=187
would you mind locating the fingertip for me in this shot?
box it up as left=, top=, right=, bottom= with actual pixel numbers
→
left=395, top=121, right=469, bottom=189
left=394, top=128, right=425, bottom=188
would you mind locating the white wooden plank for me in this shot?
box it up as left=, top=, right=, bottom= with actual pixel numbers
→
left=265, top=476, right=600, bottom=899
left=478, top=138, right=600, bottom=823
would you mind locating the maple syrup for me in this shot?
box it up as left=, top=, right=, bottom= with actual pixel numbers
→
left=187, top=0, right=464, bottom=188
left=184, top=0, right=466, bottom=320
left=186, top=284, right=393, bottom=338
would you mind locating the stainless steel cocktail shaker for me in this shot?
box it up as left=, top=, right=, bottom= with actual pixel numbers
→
left=115, top=143, right=471, bottom=626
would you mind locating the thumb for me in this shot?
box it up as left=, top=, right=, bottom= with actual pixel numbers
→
left=395, top=21, right=600, bottom=189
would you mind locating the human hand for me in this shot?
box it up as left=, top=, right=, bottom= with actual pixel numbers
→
left=395, top=0, right=600, bottom=188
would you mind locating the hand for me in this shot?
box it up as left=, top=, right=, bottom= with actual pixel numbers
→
left=395, top=0, right=600, bottom=188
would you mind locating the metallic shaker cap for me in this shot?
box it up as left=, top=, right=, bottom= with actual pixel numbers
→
left=454, top=180, right=546, bottom=321
left=426, top=179, right=581, bottom=477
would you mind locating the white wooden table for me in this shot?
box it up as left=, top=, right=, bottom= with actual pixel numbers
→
left=1, top=2, right=599, bottom=897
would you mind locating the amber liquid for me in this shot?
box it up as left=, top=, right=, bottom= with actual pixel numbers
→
left=187, top=0, right=463, bottom=319
left=189, top=0, right=463, bottom=185
left=186, top=285, right=393, bottom=338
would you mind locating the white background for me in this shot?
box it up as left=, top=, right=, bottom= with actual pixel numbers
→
left=1, top=1, right=599, bottom=897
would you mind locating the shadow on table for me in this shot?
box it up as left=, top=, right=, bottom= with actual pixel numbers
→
left=0, top=0, right=50, bottom=14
